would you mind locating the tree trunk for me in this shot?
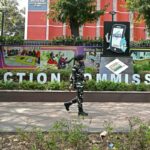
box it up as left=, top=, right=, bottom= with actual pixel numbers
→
left=70, top=21, right=80, bottom=38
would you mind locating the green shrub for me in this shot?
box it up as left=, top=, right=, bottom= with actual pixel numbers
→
left=0, top=35, right=104, bottom=46
left=67, top=122, right=87, bottom=149
left=15, top=117, right=150, bottom=150
left=128, top=83, right=137, bottom=91
left=96, top=81, right=112, bottom=91
left=134, top=59, right=150, bottom=74
left=115, top=82, right=129, bottom=91
left=1, top=69, right=150, bottom=91
left=85, top=67, right=97, bottom=80
left=85, top=80, right=96, bottom=91
left=133, top=64, right=143, bottom=74
left=85, top=67, right=96, bottom=74
left=0, top=70, right=8, bottom=81
left=17, top=119, right=88, bottom=150
left=0, top=81, right=19, bottom=90
left=60, top=81, right=70, bottom=90
left=1, top=36, right=24, bottom=45
left=101, top=117, right=150, bottom=150
left=59, top=69, right=71, bottom=81
left=19, top=81, right=47, bottom=90
left=105, top=82, right=119, bottom=91
left=136, top=83, right=150, bottom=91
left=48, top=81, right=60, bottom=90
left=0, top=69, right=71, bottom=83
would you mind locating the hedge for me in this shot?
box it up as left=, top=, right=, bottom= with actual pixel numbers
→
left=1, top=80, right=150, bottom=91
left=1, top=35, right=150, bottom=47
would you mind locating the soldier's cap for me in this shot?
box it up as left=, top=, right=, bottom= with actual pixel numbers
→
left=74, top=54, right=85, bottom=61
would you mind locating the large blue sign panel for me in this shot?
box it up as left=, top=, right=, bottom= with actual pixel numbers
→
left=28, top=0, right=47, bottom=11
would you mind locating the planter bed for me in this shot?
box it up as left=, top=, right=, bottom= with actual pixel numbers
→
left=0, top=90, right=150, bottom=102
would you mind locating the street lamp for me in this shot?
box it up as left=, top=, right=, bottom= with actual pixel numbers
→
left=109, top=10, right=117, bottom=22
left=0, top=8, right=6, bottom=36
left=110, top=0, right=117, bottom=22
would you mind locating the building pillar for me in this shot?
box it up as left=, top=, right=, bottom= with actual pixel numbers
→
left=96, top=0, right=100, bottom=39
left=145, top=26, right=150, bottom=39
left=113, top=0, right=117, bottom=21
left=46, top=0, right=50, bottom=40
left=129, top=12, right=134, bottom=41
left=24, top=0, right=28, bottom=40
left=79, top=26, right=83, bottom=37
left=63, top=23, right=66, bottom=37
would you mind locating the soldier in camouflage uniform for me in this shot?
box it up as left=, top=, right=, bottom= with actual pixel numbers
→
left=64, top=55, right=88, bottom=116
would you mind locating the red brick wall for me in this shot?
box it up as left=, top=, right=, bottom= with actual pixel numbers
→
left=27, top=12, right=47, bottom=40
left=48, top=19, right=63, bottom=40
left=117, top=0, right=129, bottom=22
left=133, top=13, right=146, bottom=41
left=26, top=0, right=147, bottom=41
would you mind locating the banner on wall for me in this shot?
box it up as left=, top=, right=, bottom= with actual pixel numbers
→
left=103, top=21, right=130, bottom=56
left=0, top=46, right=102, bottom=70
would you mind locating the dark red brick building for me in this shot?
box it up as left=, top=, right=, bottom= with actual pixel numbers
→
left=25, top=0, right=149, bottom=41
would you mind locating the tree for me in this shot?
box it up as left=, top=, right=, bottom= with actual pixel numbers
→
left=49, top=0, right=108, bottom=38
left=125, top=0, right=150, bottom=33
left=0, top=0, right=25, bottom=38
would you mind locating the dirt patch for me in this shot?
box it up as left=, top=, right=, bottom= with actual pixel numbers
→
left=0, top=133, right=108, bottom=150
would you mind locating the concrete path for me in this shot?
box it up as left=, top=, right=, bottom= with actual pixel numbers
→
left=0, top=102, right=150, bottom=132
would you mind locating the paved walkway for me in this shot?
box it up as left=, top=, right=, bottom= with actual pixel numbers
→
left=0, top=102, right=150, bottom=132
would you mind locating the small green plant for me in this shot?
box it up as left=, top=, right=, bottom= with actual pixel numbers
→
left=96, top=81, right=112, bottom=91
left=0, top=81, right=18, bottom=90
left=67, top=121, right=88, bottom=149
left=60, top=81, right=70, bottom=90
left=16, top=119, right=88, bottom=150
left=134, top=59, right=150, bottom=74
left=48, top=81, right=60, bottom=90
left=102, top=117, right=150, bottom=150
left=85, top=80, right=96, bottom=91
left=19, top=81, right=47, bottom=90
left=5, top=117, right=150, bottom=150
left=136, top=83, right=150, bottom=91
left=91, top=145, right=100, bottom=150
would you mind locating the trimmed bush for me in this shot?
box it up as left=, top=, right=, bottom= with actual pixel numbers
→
left=134, top=59, right=150, bottom=74
left=0, top=81, right=18, bottom=90
left=19, top=81, right=47, bottom=90
left=96, top=81, right=112, bottom=91
left=60, top=81, right=70, bottom=90
left=0, top=36, right=103, bottom=46
left=48, top=81, right=60, bottom=90
left=84, top=80, right=97, bottom=91
left=136, top=83, right=150, bottom=91
left=0, top=80, right=150, bottom=91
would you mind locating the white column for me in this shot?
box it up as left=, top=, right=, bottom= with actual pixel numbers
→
left=79, top=26, right=83, bottom=37
left=46, top=0, right=50, bottom=40
left=96, top=0, right=100, bottom=39
left=129, top=12, right=134, bottom=41
left=145, top=26, right=150, bottom=39
left=24, top=0, right=29, bottom=40
left=113, top=0, right=117, bottom=21
left=63, top=23, right=66, bottom=37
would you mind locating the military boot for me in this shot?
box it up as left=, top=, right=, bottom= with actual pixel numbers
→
left=64, top=97, right=77, bottom=111
left=64, top=102, right=72, bottom=111
left=78, top=104, right=88, bottom=116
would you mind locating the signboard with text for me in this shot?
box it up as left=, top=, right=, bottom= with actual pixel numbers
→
left=28, top=0, right=48, bottom=11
